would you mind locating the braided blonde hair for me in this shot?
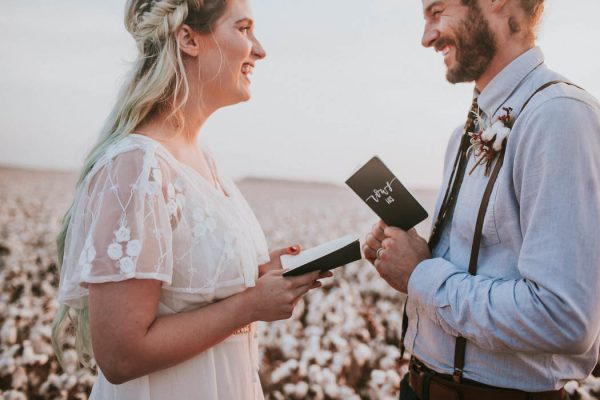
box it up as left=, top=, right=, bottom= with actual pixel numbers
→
left=52, top=0, right=227, bottom=369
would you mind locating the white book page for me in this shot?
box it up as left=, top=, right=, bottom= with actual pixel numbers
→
left=280, top=234, right=358, bottom=271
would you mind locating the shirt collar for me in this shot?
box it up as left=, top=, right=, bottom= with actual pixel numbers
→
left=476, top=46, right=545, bottom=119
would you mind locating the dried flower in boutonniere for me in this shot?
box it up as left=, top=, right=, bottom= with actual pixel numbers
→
left=467, top=106, right=514, bottom=176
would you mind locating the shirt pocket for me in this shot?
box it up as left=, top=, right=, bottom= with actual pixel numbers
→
left=453, top=172, right=501, bottom=248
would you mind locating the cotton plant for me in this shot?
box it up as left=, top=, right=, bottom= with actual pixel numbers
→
left=5, top=173, right=600, bottom=399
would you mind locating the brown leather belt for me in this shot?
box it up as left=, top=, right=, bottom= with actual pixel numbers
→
left=408, top=358, right=568, bottom=400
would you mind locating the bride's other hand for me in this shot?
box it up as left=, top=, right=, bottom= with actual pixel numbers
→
left=246, top=269, right=330, bottom=322
left=258, top=245, right=302, bottom=276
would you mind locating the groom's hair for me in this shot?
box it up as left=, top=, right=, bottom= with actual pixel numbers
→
left=462, top=0, right=544, bottom=43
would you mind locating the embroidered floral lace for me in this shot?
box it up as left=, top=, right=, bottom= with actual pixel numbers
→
left=58, top=134, right=269, bottom=309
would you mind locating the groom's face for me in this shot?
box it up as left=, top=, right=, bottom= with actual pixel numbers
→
left=421, top=0, right=497, bottom=83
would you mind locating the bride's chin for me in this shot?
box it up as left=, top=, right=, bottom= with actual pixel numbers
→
left=236, top=88, right=252, bottom=103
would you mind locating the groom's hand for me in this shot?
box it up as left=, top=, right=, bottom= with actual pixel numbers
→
left=363, top=220, right=387, bottom=265
left=365, top=220, right=431, bottom=293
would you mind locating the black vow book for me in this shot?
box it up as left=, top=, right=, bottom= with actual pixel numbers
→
left=281, top=235, right=362, bottom=277
left=345, top=156, right=428, bottom=230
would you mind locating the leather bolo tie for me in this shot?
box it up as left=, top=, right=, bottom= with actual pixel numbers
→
left=398, top=97, right=480, bottom=359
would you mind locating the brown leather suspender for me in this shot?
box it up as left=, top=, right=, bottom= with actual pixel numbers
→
left=451, top=80, right=582, bottom=383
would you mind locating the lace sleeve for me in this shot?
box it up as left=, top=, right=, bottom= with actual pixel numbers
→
left=59, top=147, right=175, bottom=308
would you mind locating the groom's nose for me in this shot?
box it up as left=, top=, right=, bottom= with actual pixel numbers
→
left=421, top=24, right=439, bottom=48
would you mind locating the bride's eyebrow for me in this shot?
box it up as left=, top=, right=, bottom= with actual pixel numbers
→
left=235, top=17, right=254, bottom=25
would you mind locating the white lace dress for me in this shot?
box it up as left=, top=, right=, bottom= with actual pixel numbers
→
left=58, top=134, right=270, bottom=400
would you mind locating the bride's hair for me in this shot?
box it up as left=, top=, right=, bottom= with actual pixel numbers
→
left=52, top=0, right=227, bottom=369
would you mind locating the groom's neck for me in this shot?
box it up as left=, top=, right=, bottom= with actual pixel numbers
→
left=475, top=42, right=535, bottom=92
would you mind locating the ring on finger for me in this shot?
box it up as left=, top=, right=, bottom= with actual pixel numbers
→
left=376, top=248, right=385, bottom=260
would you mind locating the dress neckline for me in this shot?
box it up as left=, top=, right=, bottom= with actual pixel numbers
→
left=128, top=133, right=231, bottom=200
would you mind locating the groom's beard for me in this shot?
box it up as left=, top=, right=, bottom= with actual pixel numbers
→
left=442, top=5, right=498, bottom=84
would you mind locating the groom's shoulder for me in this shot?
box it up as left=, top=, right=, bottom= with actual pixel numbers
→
left=518, top=66, right=600, bottom=124
left=510, top=68, right=600, bottom=155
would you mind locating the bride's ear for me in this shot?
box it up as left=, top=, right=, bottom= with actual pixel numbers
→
left=175, top=24, right=201, bottom=57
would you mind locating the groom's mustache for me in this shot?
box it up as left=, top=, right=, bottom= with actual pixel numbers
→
left=434, top=37, right=457, bottom=53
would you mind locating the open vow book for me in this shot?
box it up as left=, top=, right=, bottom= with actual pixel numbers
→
left=281, top=235, right=362, bottom=277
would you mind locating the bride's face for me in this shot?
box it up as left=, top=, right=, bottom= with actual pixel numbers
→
left=194, top=0, right=266, bottom=108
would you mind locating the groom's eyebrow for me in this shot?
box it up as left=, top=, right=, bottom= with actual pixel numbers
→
left=425, top=1, right=444, bottom=15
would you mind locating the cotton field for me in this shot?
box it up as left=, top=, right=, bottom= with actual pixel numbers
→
left=0, top=168, right=597, bottom=399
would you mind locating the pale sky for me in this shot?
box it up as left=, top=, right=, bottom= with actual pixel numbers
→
left=1, top=0, right=599, bottom=188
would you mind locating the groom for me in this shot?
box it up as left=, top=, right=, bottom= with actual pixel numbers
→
left=364, top=0, right=600, bottom=399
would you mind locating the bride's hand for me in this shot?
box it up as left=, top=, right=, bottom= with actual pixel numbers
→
left=258, top=245, right=302, bottom=277
left=246, top=269, right=331, bottom=322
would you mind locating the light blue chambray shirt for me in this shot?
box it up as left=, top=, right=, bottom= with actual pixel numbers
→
left=406, top=47, right=600, bottom=391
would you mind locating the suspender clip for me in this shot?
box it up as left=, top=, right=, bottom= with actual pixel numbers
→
left=452, top=368, right=463, bottom=384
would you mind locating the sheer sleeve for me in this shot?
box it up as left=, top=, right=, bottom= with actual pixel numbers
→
left=59, top=147, right=175, bottom=308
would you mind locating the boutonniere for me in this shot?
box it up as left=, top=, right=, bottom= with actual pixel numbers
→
left=467, top=107, right=514, bottom=176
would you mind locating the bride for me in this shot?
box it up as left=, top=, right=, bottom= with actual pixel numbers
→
left=52, top=0, right=328, bottom=398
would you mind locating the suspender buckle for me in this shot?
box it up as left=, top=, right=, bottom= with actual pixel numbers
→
left=452, top=368, right=463, bottom=384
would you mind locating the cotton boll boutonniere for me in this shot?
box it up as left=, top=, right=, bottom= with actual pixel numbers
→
left=468, top=107, right=513, bottom=176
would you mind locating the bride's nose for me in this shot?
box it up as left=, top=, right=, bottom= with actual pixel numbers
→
left=252, top=37, right=266, bottom=60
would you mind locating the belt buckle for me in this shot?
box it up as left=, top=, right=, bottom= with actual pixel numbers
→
left=409, top=357, right=429, bottom=374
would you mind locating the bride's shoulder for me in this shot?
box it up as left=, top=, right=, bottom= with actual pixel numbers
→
left=83, top=134, right=177, bottom=192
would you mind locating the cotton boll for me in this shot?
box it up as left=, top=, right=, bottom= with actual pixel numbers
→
left=386, top=369, right=401, bottom=385
left=62, top=349, right=79, bottom=375
left=481, top=127, right=497, bottom=142
left=324, top=383, right=340, bottom=398
left=493, top=126, right=511, bottom=150
left=280, top=334, right=298, bottom=358
left=584, top=375, right=600, bottom=392
left=64, top=374, right=78, bottom=390
left=11, top=366, right=28, bottom=389
left=306, top=335, right=321, bottom=354
left=297, top=359, right=309, bottom=376
left=308, top=364, right=322, bottom=383
left=379, top=345, right=401, bottom=369
left=1, top=318, right=17, bottom=345
left=565, top=381, right=579, bottom=396
left=321, top=367, right=336, bottom=385
left=371, top=369, right=387, bottom=386
left=310, top=384, right=325, bottom=400
left=2, top=391, right=28, bottom=400
left=0, top=354, right=17, bottom=374
left=283, top=383, right=297, bottom=397
left=294, top=381, right=309, bottom=397
left=315, top=350, right=332, bottom=366
left=304, top=326, right=323, bottom=337
left=330, top=352, right=349, bottom=375
left=21, top=340, right=49, bottom=365
left=353, top=343, right=372, bottom=366
left=270, top=391, right=286, bottom=400
left=328, top=333, right=348, bottom=351
left=379, top=355, right=397, bottom=370
left=78, top=370, right=96, bottom=387
left=339, top=386, right=360, bottom=400
left=282, top=359, right=299, bottom=371
left=270, top=365, right=290, bottom=384
left=341, top=318, right=356, bottom=334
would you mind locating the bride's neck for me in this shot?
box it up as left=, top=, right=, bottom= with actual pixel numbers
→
left=135, top=103, right=212, bottom=148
